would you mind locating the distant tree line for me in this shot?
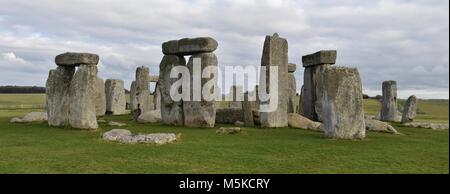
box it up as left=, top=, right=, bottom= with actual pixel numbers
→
left=0, top=86, right=46, bottom=93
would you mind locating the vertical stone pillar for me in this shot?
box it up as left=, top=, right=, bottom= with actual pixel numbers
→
left=259, top=33, right=289, bottom=128
left=248, top=85, right=260, bottom=111
left=227, top=85, right=243, bottom=109
left=135, top=66, right=150, bottom=113
left=105, top=79, right=127, bottom=115
left=94, top=76, right=106, bottom=116
left=297, top=85, right=304, bottom=115
left=46, top=66, right=75, bottom=126
left=320, top=67, right=365, bottom=139
left=153, top=82, right=161, bottom=110
left=401, top=95, right=417, bottom=123
left=242, top=91, right=255, bottom=127
left=130, top=81, right=137, bottom=111
left=301, top=50, right=336, bottom=121
left=380, top=80, right=398, bottom=122
left=159, top=55, right=186, bottom=126
left=184, top=52, right=218, bottom=128
left=287, top=63, right=297, bottom=113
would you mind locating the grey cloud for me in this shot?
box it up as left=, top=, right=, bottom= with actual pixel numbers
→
left=0, top=0, right=448, bottom=99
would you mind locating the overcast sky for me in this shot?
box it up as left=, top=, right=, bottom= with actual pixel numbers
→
left=0, top=0, right=448, bottom=99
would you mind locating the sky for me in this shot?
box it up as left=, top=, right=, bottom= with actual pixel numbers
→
left=0, top=0, right=448, bottom=99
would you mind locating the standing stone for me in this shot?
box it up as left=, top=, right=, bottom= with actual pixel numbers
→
left=249, top=85, right=260, bottom=111
left=135, top=66, right=150, bottom=113
left=183, top=52, right=218, bottom=128
left=69, top=64, right=98, bottom=129
left=105, top=79, right=127, bottom=115
left=320, top=67, right=365, bottom=139
left=401, top=95, right=417, bottom=123
left=380, top=80, right=398, bottom=122
left=227, top=85, right=243, bottom=109
left=301, top=50, right=336, bottom=121
left=46, top=66, right=75, bottom=126
left=259, top=33, right=289, bottom=128
left=153, top=82, right=161, bottom=110
left=130, top=81, right=137, bottom=110
left=297, top=85, right=304, bottom=114
left=242, top=92, right=255, bottom=127
left=159, top=55, right=186, bottom=126
left=94, top=76, right=106, bottom=116
left=287, top=63, right=297, bottom=113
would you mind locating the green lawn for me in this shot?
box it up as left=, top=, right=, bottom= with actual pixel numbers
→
left=0, top=94, right=448, bottom=174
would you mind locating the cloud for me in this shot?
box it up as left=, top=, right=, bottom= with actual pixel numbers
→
left=0, top=0, right=448, bottom=99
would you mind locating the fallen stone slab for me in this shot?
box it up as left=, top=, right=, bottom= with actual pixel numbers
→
left=216, top=127, right=242, bottom=134
left=102, top=129, right=178, bottom=145
left=364, top=118, right=400, bottom=134
left=10, top=112, right=48, bottom=123
left=162, top=37, right=218, bottom=55
left=288, top=113, right=323, bottom=132
left=401, top=122, right=449, bottom=130
left=55, top=52, right=99, bottom=66
left=108, top=121, right=127, bottom=127
left=302, top=50, right=337, bottom=67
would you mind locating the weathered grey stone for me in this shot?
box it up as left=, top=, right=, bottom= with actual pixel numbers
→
left=153, top=82, right=161, bottom=110
left=130, top=81, right=138, bottom=111
left=320, top=67, right=365, bottom=139
left=162, top=37, right=218, bottom=55
left=234, top=121, right=245, bottom=126
left=10, top=112, right=48, bottom=123
left=302, top=50, right=336, bottom=67
left=108, top=121, right=127, bottom=127
left=297, top=85, right=304, bottom=114
left=287, top=71, right=296, bottom=113
left=288, top=63, right=297, bottom=73
left=10, top=117, right=23, bottom=123
left=215, top=108, right=244, bottom=124
left=149, top=75, right=159, bottom=82
left=401, top=95, right=417, bottom=123
left=135, top=66, right=150, bottom=113
left=122, top=133, right=177, bottom=145
left=252, top=110, right=261, bottom=125
left=68, top=64, right=98, bottom=129
left=288, top=113, right=323, bottom=132
left=184, top=52, right=218, bottom=128
left=216, top=127, right=242, bottom=134
left=364, top=117, right=399, bottom=134
left=242, top=92, right=255, bottom=127
left=137, top=110, right=162, bottom=123
left=46, top=66, right=75, bottom=127
left=94, top=76, right=106, bottom=116
left=159, top=55, right=186, bottom=126
left=102, top=129, right=132, bottom=141
left=55, top=52, right=99, bottom=66
left=249, top=85, right=260, bottom=111
left=380, top=80, right=398, bottom=122
left=105, top=79, right=127, bottom=115
left=402, top=122, right=449, bottom=130
left=301, top=64, right=330, bottom=121
left=227, top=85, right=243, bottom=109
left=259, top=33, right=289, bottom=128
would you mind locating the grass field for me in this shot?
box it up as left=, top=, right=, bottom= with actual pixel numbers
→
left=0, top=94, right=448, bottom=174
